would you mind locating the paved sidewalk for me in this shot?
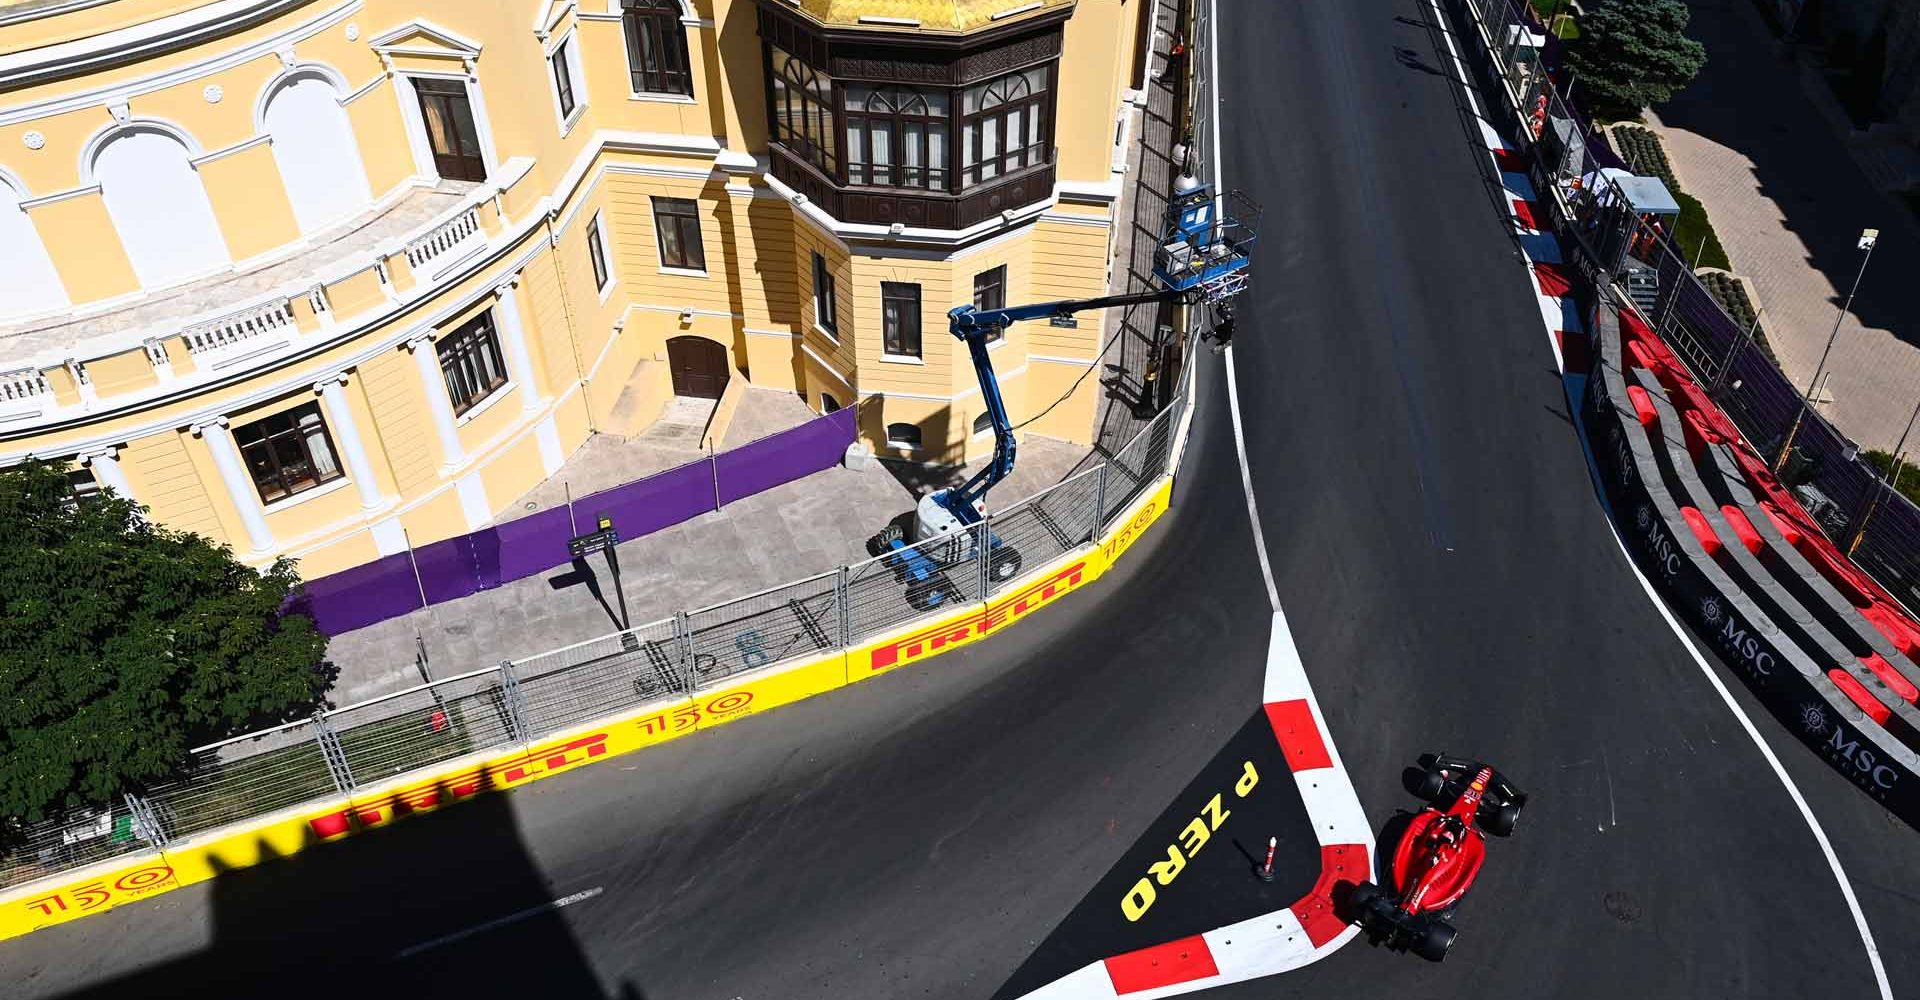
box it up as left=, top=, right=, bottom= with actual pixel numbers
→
left=1648, top=0, right=1920, bottom=451
left=320, top=404, right=1088, bottom=706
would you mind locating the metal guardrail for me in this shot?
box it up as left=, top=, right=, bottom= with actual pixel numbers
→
left=0, top=393, right=1189, bottom=894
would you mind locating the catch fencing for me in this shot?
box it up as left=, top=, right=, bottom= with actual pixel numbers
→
left=0, top=391, right=1187, bottom=896
left=1455, top=0, right=1920, bottom=615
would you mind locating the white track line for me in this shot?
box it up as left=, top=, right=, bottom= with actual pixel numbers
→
left=393, top=886, right=604, bottom=960
left=1209, top=4, right=1281, bottom=617
left=1418, top=0, right=1894, bottom=990
left=1223, top=345, right=1282, bottom=613
left=1604, top=524, right=1893, bottom=999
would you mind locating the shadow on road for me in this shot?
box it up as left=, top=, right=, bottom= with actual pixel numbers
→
left=40, top=786, right=645, bottom=1000
left=988, top=709, right=1319, bottom=1000
left=1655, top=0, right=1920, bottom=347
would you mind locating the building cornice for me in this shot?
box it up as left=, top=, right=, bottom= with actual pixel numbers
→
left=0, top=0, right=361, bottom=128
left=0, top=0, right=343, bottom=93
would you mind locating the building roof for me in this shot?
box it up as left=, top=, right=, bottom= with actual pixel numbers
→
left=779, top=0, right=1075, bottom=33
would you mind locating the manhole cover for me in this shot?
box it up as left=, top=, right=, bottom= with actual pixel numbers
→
left=1603, top=890, right=1643, bottom=923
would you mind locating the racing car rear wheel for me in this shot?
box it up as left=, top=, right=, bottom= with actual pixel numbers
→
left=1478, top=798, right=1522, bottom=838
left=1347, top=880, right=1384, bottom=923
left=1414, top=766, right=1447, bottom=803
left=1413, top=919, right=1457, bottom=962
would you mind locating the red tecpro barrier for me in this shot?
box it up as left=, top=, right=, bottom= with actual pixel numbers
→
left=1862, top=652, right=1920, bottom=704
left=1830, top=669, right=1894, bottom=726
left=1616, top=309, right=1920, bottom=658
left=1680, top=507, right=1723, bottom=557
left=1719, top=505, right=1766, bottom=556
left=1625, top=384, right=1658, bottom=427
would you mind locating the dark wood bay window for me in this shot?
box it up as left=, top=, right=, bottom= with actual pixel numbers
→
left=770, top=46, right=836, bottom=176
left=961, top=67, right=1051, bottom=188
left=757, top=2, right=1067, bottom=229
left=623, top=0, right=694, bottom=95
left=845, top=84, right=948, bottom=189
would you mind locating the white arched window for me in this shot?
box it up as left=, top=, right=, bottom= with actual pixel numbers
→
left=91, top=126, right=231, bottom=289
left=261, top=71, right=372, bottom=234
left=0, top=175, right=69, bottom=320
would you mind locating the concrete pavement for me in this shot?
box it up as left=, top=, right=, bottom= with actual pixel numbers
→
left=1649, top=0, right=1920, bottom=452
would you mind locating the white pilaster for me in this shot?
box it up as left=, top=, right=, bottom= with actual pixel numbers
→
left=492, top=274, right=544, bottom=414
left=313, top=373, right=384, bottom=511
left=80, top=446, right=133, bottom=500
left=406, top=333, right=465, bottom=472
left=192, top=417, right=275, bottom=554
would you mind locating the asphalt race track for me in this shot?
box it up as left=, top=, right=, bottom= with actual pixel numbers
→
left=8, top=2, right=1920, bottom=997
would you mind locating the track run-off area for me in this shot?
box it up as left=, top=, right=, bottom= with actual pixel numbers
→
left=7, top=1, right=1920, bottom=998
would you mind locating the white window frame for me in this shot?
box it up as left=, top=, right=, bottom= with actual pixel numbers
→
left=811, top=251, right=838, bottom=342
left=885, top=422, right=924, bottom=452
left=586, top=210, right=616, bottom=300
left=392, top=70, right=502, bottom=183
left=547, top=29, right=589, bottom=136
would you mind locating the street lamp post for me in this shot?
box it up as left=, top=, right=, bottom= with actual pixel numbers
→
left=1848, top=394, right=1920, bottom=556
left=1775, top=227, right=1878, bottom=470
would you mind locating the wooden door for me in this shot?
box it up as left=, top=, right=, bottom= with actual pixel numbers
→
left=414, top=78, right=487, bottom=182
left=667, top=337, right=729, bottom=398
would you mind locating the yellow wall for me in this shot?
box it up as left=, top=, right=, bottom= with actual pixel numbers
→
left=0, top=0, right=1132, bottom=579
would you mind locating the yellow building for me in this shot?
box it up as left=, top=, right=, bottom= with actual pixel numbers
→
left=0, top=0, right=1149, bottom=577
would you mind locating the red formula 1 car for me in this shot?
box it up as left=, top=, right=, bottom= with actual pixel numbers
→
left=1347, top=754, right=1527, bottom=962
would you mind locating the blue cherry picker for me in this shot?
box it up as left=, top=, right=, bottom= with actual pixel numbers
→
left=873, top=176, right=1258, bottom=610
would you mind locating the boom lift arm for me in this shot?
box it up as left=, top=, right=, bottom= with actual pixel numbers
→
left=940, top=286, right=1205, bottom=522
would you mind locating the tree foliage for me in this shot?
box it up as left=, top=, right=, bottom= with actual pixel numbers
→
left=0, top=462, right=330, bottom=822
left=1565, top=0, right=1707, bottom=120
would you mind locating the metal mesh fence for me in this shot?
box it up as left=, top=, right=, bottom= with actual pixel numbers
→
left=685, top=572, right=841, bottom=691
left=514, top=617, right=685, bottom=739
left=987, top=469, right=1107, bottom=598
left=324, top=669, right=521, bottom=789
left=843, top=523, right=990, bottom=644
left=1103, top=406, right=1175, bottom=528
left=143, top=721, right=340, bottom=844
left=0, top=802, right=151, bottom=893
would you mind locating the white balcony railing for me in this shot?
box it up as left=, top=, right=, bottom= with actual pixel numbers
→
left=0, top=368, right=53, bottom=422
left=404, top=205, right=485, bottom=280
left=181, top=298, right=297, bottom=371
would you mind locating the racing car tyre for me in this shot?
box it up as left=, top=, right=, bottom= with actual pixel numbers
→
left=1346, top=880, right=1384, bottom=923
left=1415, top=766, right=1446, bottom=803
left=1412, top=919, right=1457, bottom=962
left=1479, top=798, right=1521, bottom=838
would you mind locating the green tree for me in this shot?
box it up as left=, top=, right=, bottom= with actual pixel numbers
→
left=0, top=462, right=330, bottom=823
left=1564, top=0, right=1707, bottom=120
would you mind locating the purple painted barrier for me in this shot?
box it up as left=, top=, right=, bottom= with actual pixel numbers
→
left=716, top=407, right=856, bottom=505
left=496, top=505, right=578, bottom=585
left=302, top=409, right=858, bottom=636
left=296, top=551, right=424, bottom=635
left=579, top=460, right=716, bottom=541
left=413, top=532, right=489, bottom=605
